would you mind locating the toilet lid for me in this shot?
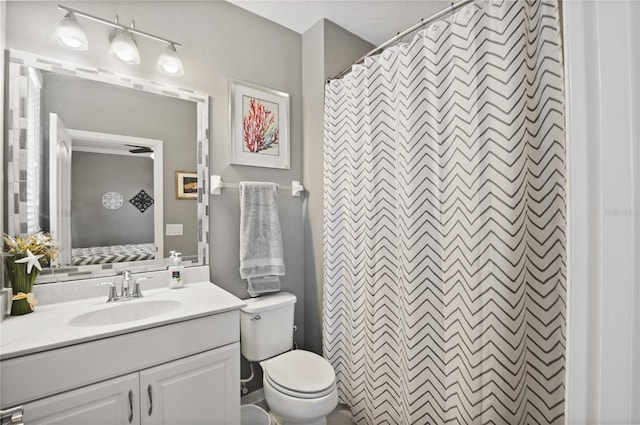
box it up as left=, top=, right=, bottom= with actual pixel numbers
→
left=264, top=350, right=335, bottom=397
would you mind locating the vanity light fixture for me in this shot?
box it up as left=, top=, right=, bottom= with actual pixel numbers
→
left=51, top=12, right=88, bottom=50
left=53, top=5, right=184, bottom=75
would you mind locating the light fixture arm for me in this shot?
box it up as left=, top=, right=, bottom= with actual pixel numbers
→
left=57, top=4, right=181, bottom=48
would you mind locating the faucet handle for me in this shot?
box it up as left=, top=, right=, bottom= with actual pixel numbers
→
left=131, top=277, right=149, bottom=298
left=99, top=282, right=119, bottom=302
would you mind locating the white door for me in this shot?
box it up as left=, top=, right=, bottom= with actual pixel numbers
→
left=23, top=373, right=140, bottom=425
left=140, top=344, right=241, bottom=425
left=49, top=113, right=73, bottom=266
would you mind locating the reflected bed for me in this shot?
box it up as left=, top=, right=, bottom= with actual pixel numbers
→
left=72, top=243, right=156, bottom=266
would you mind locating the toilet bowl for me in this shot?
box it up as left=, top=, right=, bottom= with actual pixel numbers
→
left=261, top=350, right=338, bottom=425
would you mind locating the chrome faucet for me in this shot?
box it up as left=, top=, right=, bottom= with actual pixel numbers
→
left=121, top=270, right=132, bottom=299
left=100, top=272, right=150, bottom=302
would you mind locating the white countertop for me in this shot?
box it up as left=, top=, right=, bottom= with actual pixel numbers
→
left=0, top=281, right=245, bottom=360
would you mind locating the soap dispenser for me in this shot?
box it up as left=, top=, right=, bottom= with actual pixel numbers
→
left=168, top=250, right=185, bottom=289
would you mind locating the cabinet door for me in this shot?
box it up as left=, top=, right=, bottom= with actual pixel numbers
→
left=140, top=343, right=240, bottom=425
left=23, top=373, right=140, bottom=425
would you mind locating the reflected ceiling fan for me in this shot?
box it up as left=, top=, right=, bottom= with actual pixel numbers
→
left=125, top=144, right=153, bottom=154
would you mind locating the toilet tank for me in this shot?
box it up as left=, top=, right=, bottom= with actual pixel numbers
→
left=240, top=292, right=297, bottom=362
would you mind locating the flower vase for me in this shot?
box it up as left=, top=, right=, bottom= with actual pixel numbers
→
left=6, top=255, right=39, bottom=315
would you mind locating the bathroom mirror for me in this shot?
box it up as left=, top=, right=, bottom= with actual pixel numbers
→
left=4, top=49, right=210, bottom=283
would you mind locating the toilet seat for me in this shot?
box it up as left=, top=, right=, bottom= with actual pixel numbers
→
left=263, top=350, right=336, bottom=399
left=265, top=372, right=335, bottom=399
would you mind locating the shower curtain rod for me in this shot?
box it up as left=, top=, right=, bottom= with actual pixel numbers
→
left=329, top=0, right=476, bottom=81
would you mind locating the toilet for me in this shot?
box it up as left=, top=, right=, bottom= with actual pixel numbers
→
left=240, top=292, right=338, bottom=425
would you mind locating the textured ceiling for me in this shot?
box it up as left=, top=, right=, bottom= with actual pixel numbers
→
left=226, top=1, right=453, bottom=46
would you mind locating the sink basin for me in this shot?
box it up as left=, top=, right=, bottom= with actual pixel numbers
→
left=69, top=300, right=182, bottom=327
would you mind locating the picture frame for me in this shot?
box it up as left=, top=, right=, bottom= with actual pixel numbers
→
left=176, top=171, right=198, bottom=200
left=229, top=80, right=290, bottom=169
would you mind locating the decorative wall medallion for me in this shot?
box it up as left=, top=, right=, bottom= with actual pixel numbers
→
left=129, top=189, right=154, bottom=213
left=102, top=192, right=124, bottom=210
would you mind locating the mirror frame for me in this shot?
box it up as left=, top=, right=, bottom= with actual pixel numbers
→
left=4, top=49, right=210, bottom=283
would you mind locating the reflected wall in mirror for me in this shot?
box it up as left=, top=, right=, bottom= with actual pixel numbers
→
left=64, top=129, right=163, bottom=266
left=4, top=50, right=210, bottom=283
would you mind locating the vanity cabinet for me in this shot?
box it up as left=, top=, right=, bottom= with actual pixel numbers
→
left=1, top=309, right=242, bottom=425
left=21, top=344, right=239, bottom=425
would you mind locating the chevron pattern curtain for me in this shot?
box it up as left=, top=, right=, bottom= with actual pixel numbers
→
left=323, top=1, right=566, bottom=424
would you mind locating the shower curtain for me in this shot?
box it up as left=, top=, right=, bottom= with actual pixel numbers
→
left=322, top=1, right=566, bottom=424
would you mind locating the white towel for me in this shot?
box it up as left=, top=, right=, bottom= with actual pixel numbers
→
left=239, top=182, right=285, bottom=281
left=247, top=275, right=281, bottom=297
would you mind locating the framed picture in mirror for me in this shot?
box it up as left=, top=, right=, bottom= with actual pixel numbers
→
left=229, top=80, right=290, bottom=169
left=176, top=171, right=198, bottom=200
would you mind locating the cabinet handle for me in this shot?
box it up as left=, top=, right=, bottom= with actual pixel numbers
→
left=128, top=390, right=134, bottom=423
left=0, top=406, right=24, bottom=425
left=147, top=384, right=153, bottom=416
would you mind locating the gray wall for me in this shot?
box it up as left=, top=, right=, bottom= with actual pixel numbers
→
left=42, top=71, right=197, bottom=257
left=71, top=152, right=153, bottom=248
left=302, top=20, right=373, bottom=354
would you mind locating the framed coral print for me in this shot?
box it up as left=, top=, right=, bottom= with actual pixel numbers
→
left=229, top=80, right=290, bottom=169
left=176, top=171, right=198, bottom=200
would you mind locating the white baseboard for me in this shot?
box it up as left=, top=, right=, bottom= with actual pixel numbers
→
left=241, top=388, right=265, bottom=405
